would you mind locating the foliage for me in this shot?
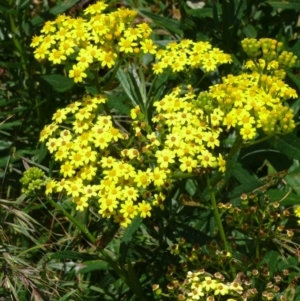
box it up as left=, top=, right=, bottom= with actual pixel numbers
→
left=1, top=1, right=300, bottom=301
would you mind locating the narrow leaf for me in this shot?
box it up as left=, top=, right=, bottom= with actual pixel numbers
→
left=49, top=0, right=80, bottom=15
left=270, top=134, right=300, bottom=160
left=41, top=74, right=74, bottom=92
left=266, top=0, right=300, bottom=10
left=77, top=260, right=110, bottom=274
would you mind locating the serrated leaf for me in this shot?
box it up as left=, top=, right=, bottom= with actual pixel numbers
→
left=77, top=260, right=110, bottom=274
left=270, top=134, right=300, bottom=160
left=231, top=163, right=258, bottom=184
left=49, top=0, right=80, bottom=15
left=41, top=74, right=74, bottom=92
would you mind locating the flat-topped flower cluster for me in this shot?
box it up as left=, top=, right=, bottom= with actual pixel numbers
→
left=31, top=1, right=156, bottom=82
left=30, top=1, right=298, bottom=227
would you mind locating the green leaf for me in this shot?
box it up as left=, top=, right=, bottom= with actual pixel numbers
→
left=57, top=290, right=77, bottom=301
left=185, top=179, right=197, bottom=196
left=0, top=120, right=21, bottom=130
left=106, top=93, right=131, bottom=115
left=292, top=39, right=300, bottom=55
left=172, top=222, right=211, bottom=245
left=49, top=0, right=80, bottom=15
left=50, top=250, right=98, bottom=261
left=77, top=260, right=110, bottom=274
left=231, top=163, right=258, bottom=184
left=116, top=68, right=146, bottom=112
left=284, top=166, right=300, bottom=197
left=126, top=261, right=146, bottom=301
left=266, top=189, right=298, bottom=206
left=138, top=9, right=183, bottom=35
left=242, top=24, right=257, bottom=38
left=41, top=74, right=74, bottom=92
left=270, top=134, right=300, bottom=161
left=287, top=70, right=300, bottom=91
left=119, top=217, right=142, bottom=269
left=266, top=0, right=300, bottom=10
left=227, top=180, right=263, bottom=201
left=184, top=6, right=215, bottom=18
left=260, top=250, right=280, bottom=276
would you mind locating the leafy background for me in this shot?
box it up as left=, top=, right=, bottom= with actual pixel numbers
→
left=1, top=0, right=300, bottom=300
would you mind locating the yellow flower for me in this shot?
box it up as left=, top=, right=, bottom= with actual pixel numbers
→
left=74, top=196, right=89, bottom=211
left=214, top=283, right=230, bottom=296
left=48, top=49, right=66, bottom=64
left=41, top=21, right=56, bottom=34
left=140, top=39, right=157, bottom=54
left=118, top=37, right=137, bottom=53
left=295, top=206, right=300, bottom=218
left=138, top=201, right=152, bottom=218
left=156, top=149, right=176, bottom=169
left=100, top=51, right=117, bottom=68
left=240, top=124, right=256, bottom=140
left=122, top=186, right=139, bottom=201
left=60, top=161, right=76, bottom=178
left=34, top=45, right=49, bottom=60
left=217, top=154, right=226, bottom=172
left=179, top=156, right=198, bottom=173
left=45, top=180, right=57, bottom=195
left=198, top=150, right=216, bottom=168
left=120, top=200, right=138, bottom=219
left=69, top=65, right=87, bottom=83
left=99, top=196, right=119, bottom=213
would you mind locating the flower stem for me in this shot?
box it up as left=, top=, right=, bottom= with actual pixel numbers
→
left=45, top=196, right=96, bottom=243
left=206, top=175, right=236, bottom=278
left=45, top=196, right=148, bottom=301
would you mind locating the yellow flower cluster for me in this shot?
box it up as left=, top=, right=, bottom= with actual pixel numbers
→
left=153, top=39, right=232, bottom=74
left=242, top=38, right=298, bottom=78
left=31, top=1, right=157, bottom=82
left=204, top=38, right=298, bottom=140
left=176, top=269, right=243, bottom=301
left=41, top=94, right=170, bottom=227
left=144, top=86, right=226, bottom=172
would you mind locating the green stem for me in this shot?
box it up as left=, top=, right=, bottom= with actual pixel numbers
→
left=46, top=196, right=148, bottom=301
left=243, top=134, right=274, bottom=147
left=194, top=73, right=208, bottom=88
left=206, top=175, right=236, bottom=278
left=102, top=58, right=124, bottom=91
left=45, top=196, right=96, bottom=243
left=210, top=134, right=244, bottom=188
left=226, top=134, right=244, bottom=161
left=8, top=13, right=28, bottom=79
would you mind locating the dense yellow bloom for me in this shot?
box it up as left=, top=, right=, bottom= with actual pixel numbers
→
left=31, top=1, right=154, bottom=83
left=154, top=40, right=232, bottom=74
left=36, top=8, right=298, bottom=230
